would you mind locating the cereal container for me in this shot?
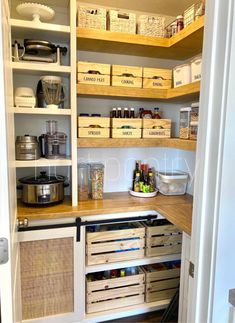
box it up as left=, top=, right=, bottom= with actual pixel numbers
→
left=190, top=121, right=198, bottom=140
left=90, top=163, right=104, bottom=199
left=179, top=107, right=191, bottom=139
left=78, top=163, right=89, bottom=201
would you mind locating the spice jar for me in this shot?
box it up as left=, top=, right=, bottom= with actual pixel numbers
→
left=176, top=15, right=184, bottom=32
left=78, top=163, right=89, bottom=200
left=90, top=163, right=104, bottom=200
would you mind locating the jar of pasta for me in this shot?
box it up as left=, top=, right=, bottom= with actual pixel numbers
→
left=90, top=163, right=104, bottom=200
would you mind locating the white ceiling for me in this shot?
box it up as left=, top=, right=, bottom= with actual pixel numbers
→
left=79, top=0, right=195, bottom=16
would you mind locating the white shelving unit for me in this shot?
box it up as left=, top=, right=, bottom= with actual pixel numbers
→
left=12, top=61, right=71, bottom=74
left=14, top=158, right=72, bottom=168
left=13, top=107, right=72, bottom=115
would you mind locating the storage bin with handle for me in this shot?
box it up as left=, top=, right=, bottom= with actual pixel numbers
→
left=191, top=55, right=202, bottom=82
left=156, top=171, right=189, bottom=195
left=173, top=64, right=191, bottom=88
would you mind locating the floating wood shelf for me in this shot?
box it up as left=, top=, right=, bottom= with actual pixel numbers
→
left=77, top=16, right=204, bottom=59
left=13, top=107, right=72, bottom=115
left=77, top=82, right=200, bottom=101
left=77, top=138, right=196, bottom=151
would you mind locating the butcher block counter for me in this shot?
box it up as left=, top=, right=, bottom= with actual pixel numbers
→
left=17, top=192, right=193, bottom=235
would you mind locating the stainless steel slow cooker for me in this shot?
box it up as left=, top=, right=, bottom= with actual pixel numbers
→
left=15, top=135, right=40, bottom=160
left=17, top=171, right=69, bottom=205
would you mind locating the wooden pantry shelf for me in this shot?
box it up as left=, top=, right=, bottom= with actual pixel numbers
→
left=77, top=138, right=197, bottom=151
left=13, top=107, right=72, bottom=115
left=77, top=82, right=200, bottom=101
left=77, top=16, right=204, bottom=60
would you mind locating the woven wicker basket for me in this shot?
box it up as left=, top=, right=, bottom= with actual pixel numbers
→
left=108, top=10, right=136, bottom=34
left=78, top=5, right=106, bottom=30
left=138, top=15, right=165, bottom=37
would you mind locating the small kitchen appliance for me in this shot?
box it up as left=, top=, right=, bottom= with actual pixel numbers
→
left=41, top=76, right=62, bottom=109
left=39, top=120, right=67, bottom=159
left=36, top=77, right=65, bottom=108
left=17, top=171, right=69, bottom=206
left=15, top=135, right=40, bottom=160
left=14, top=87, right=36, bottom=108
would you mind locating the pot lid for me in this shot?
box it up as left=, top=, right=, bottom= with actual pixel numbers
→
left=19, top=171, right=66, bottom=184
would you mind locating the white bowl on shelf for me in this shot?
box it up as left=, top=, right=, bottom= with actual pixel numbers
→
left=129, top=189, right=158, bottom=198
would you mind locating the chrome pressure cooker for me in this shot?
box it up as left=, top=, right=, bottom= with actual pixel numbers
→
left=15, top=135, right=40, bottom=160
left=17, top=171, right=69, bottom=205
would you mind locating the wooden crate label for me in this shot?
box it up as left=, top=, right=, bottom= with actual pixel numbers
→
left=143, top=68, right=172, bottom=89
left=112, top=75, right=142, bottom=88
left=143, top=128, right=171, bottom=138
left=78, top=73, right=110, bottom=85
left=143, top=78, right=172, bottom=89
left=112, top=128, right=142, bottom=138
left=78, top=128, right=110, bottom=138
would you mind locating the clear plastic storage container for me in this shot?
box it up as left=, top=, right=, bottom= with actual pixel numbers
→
left=78, top=163, right=89, bottom=201
left=90, top=163, right=104, bottom=200
left=157, top=171, right=189, bottom=195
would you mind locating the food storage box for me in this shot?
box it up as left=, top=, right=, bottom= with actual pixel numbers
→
left=77, top=116, right=110, bottom=138
left=190, top=121, right=198, bottom=140
left=77, top=61, right=111, bottom=86
left=142, top=261, right=181, bottom=302
left=184, top=4, right=195, bottom=27
left=142, top=119, right=171, bottom=138
left=173, top=64, right=191, bottom=88
left=180, top=107, right=191, bottom=139
left=86, top=222, right=145, bottom=265
left=156, top=171, right=189, bottom=195
left=90, top=163, right=104, bottom=200
left=143, top=68, right=172, bottom=89
left=142, top=219, right=182, bottom=256
left=191, top=55, right=202, bottom=82
left=108, top=10, right=136, bottom=34
left=86, top=267, right=145, bottom=313
left=191, top=102, right=199, bottom=122
left=137, top=15, right=165, bottom=37
left=77, top=6, right=106, bottom=30
left=111, top=118, right=142, bottom=138
left=112, top=65, right=143, bottom=88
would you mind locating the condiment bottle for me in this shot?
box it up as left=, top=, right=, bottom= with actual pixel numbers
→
left=153, top=107, right=161, bottom=119
left=138, top=107, right=144, bottom=118
left=117, top=107, right=122, bottom=118
left=133, top=171, right=141, bottom=192
left=130, top=108, right=135, bottom=118
left=176, top=15, right=184, bottom=32
left=147, top=168, right=155, bottom=192
left=171, top=21, right=177, bottom=36
left=123, top=107, right=129, bottom=118
left=142, top=110, right=152, bottom=119
left=110, top=108, right=116, bottom=118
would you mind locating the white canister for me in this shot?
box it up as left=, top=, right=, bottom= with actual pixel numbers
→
left=191, top=55, right=202, bottom=82
left=173, top=64, right=191, bottom=88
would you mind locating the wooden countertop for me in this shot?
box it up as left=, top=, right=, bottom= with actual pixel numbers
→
left=17, top=192, right=193, bottom=235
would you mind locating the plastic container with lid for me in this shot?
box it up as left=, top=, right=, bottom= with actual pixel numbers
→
left=78, top=163, right=89, bottom=201
left=90, top=163, right=104, bottom=200
left=180, top=107, right=191, bottom=139
left=173, top=64, right=191, bottom=88
left=191, top=55, right=202, bottom=82
left=156, top=171, right=189, bottom=195
left=190, top=121, right=198, bottom=140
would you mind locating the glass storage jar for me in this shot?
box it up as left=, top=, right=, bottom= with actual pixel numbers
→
left=90, top=163, right=104, bottom=200
left=78, top=163, right=89, bottom=200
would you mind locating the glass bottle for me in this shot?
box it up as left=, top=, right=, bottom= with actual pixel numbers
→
left=78, top=163, right=89, bottom=200
left=176, top=15, right=184, bottom=32
left=130, top=108, right=135, bottom=118
left=110, top=108, right=116, bottom=118
left=133, top=171, right=141, bottom=192
left=147, top=168, right=155, bottom=192
left=123, top=107, right=129, bottom=118
left=154, top=107, right=161, bottom=119
left=171, top=21, right=177, bottom=36
left=117, top=107, right=122, bottom=118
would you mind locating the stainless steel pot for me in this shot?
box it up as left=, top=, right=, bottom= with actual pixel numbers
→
left=17, top=171, right=69, bottom=205
left=15, top=135, right=40, bottom=160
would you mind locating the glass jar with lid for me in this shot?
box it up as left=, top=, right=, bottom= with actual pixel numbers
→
left=78, top=163, right=89, bottom=200
left=176, top=15, right=184, bottom=32
left=90, top=163, right=104, bottom=200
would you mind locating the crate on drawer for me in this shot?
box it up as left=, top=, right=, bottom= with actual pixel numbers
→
left=111, top=118, right=142, bottom=138
left=78, top=117, right=110, bottom=138
left=86, top=267, right=145, bottom=313
left=77, top=6, right=107, bottom=30
left=143, top=219, right=182, bottom=257
left=86, top=222, right=145, bottom=265
left=112, top=65, right=143, bottom=88
left=142, top=261, right=180, bottom=302
left=108, top=10, right=136, bottom=34
left=77, top=61, right=111, bottom=86
left=142, top=119, right=171, bottom=138
left=143, top=68, right=172, bottom=89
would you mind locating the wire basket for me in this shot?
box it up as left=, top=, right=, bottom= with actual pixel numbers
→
left=77, top=5, right=106, bottom=30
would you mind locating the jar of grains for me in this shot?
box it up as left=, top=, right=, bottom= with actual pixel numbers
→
left=78, top=163, right=89, bottom=200
left=90, top=163, right=104, bottom=200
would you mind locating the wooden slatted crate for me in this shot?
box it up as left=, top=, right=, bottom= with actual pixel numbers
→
left=143, top=68, right=172, bottom=89
left=77, top=61, right=111, bottom=86
left=111, top=118, right=142, bottom=138
left=78, top=116, right=110, bottom=138
left=142, top=262, right=180, bottom=303
left=86, top=222, right=145, bottom=265
left=142, top=119, right=171, bottom=138
left=112, top=65, right=143, bottom=88
left=86, top=267, right=145, bottom=313
left=143, top=220, right=182, bottom=257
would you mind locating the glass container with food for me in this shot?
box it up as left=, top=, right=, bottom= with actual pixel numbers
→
left=78, top=163, right=89, bottom=200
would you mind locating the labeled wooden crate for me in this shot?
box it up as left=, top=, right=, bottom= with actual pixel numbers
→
left=142, top=119, right=171, bottom=138
left=143, top=221, right=182, bottom=257
left=77, top=6, right=106, bottom=30
left=77, top=61, right=111, bottom=86
left=108, top=10, right=136, bottom=34
left=86, top=267, right=145, bottom=313
left=86, top=222, right=145, bottom=265
left=142, top=262, right=180, bottom=303
left=111, top=118, right=142, bottom=138
left=112, top=65, right=143, bottom=88
left=138, top=15, right=165, bottom=37
left=78, top=117, right=110, bottom=138
left=143, top=68, right=172, bottom=89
